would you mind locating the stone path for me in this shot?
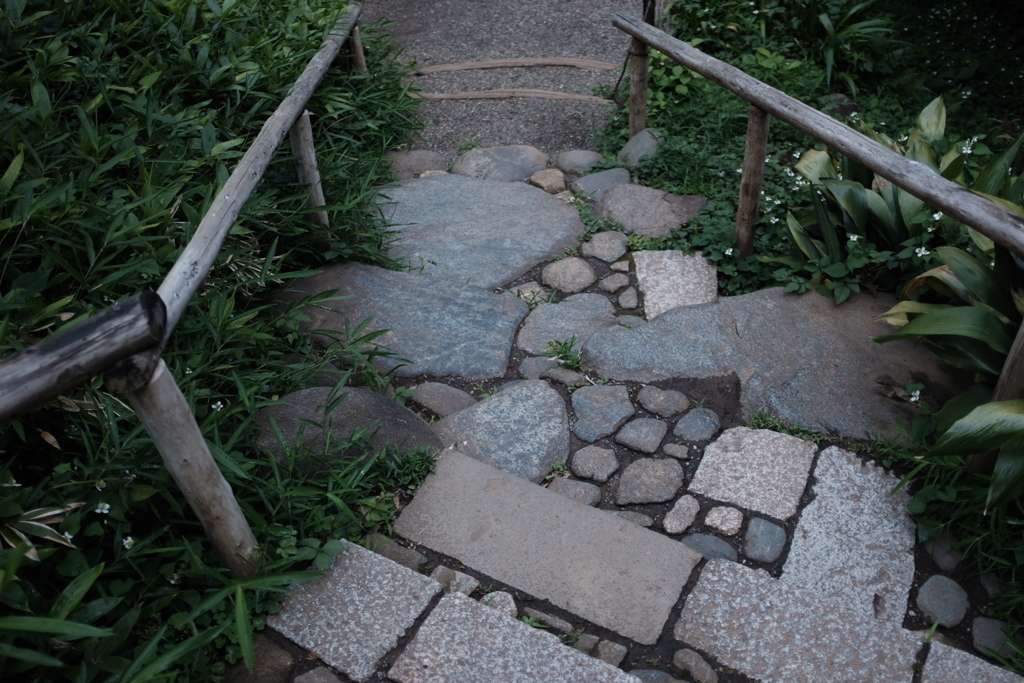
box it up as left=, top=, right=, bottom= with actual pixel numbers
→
left=232, top=2, right=1022, bottom=681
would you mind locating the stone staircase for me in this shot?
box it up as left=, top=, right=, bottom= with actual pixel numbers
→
left=229, top=142, right=1024, bottom=683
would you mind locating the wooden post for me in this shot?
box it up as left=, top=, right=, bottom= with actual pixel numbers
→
left=128, top=360, right=257, bottom=577
left=289, top=110, right=330, bottom=235
left=735, top=105, right=771, bottom=257
left=0, top=292, right=165, bottom=422
left=628, top=37, right=649, bottom=139
left=350, top=25, right=367, bottom=72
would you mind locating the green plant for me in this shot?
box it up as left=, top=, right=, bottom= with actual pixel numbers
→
left=542, top=336, right=583, bottom=371
left=519, top=615, right=546, bottom=629
left=746, top=409, right=828, bottom=442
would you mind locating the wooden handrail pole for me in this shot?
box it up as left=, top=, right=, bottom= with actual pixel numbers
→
left=350, top=25, right=368, bottom=72
left=735, top=105, right=771, bottom=257
left=128, top=360, right=257, bottom=577
left=289, top=110, right=330, bottom=235
left=628, top=36, right=649, bottom=139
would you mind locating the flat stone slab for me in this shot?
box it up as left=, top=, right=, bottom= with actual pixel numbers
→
left=615, top=418, right=668, bottom=454
left=432, top=381, right=568, bottom=482
left=583, top=287, right=967, bottom=440
left=269, top=541, right=441, bottom=682
left=917, top=575, right=969, bottom=627
left=571, top=167, right=631, bottom=199
left=256, top=386, right=442, bottom=461
left=582, top=231, right=629, bottom=262
left=615, top=457, right=683, bottom=505
left=690, top=428, right=816, bottom=521
left=380, top=174, right=584, bottom=289
left=672, top=408, right=721, bottom=442
left=637, top=386, right=689, bottom=418
left=389, top=593, right=641, bottom=683
left=395, top=452, right=702, bottom=644
left=676, top=559, right=922, bottom=683
left=517, top=293, right=618, bottom=356
left=286, top=263, right=527, bottom=378
left=744, top=518, right=786, bottom=563
left=595, top=187, right=706, bottom=238
left=411, top=382, right=477, bottom=417
left=781, top=446, right=915, bottom=626
left=571, top=445, right=620, bottom=482
left=921, top=641, right=1024, bottom=683
left=452, top=144, right=548, bottom=182
left=633, top=251, right=717, bottom=320
left=542, top=257, right=597, bottom=293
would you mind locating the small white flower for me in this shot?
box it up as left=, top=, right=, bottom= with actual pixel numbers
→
left=927, top=226, right=935, bottom=233
left=168, top=573, right=180, bottom=585
left=95, top=480, right=106, bottom=491
left=62, top=531, right=74, bottom=543
left=725, top=248, right=734, bottom=256
left=910, top=390, right=921, bottom=402
left=122, top=536, right=135, bottom=549
left=932, top=212, right=942, bottom=221
left=915, top=247, right=930, bottom=258
left=211, top=401, right=224, bottom=412
left=462, top=441, right=468, bottom=446
left=185, top=367, right=193, bottom=375
left=1, top=480, right=21, bottom=488
left=849, top=234, right=860, bottom=242
left=769, top=217, right=779, bottom=224
left=95, top=502, right=110, bottom=514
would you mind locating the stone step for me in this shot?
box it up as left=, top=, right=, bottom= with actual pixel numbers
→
left=389, top=592, right=641, bottom=683
left=394, top=451, right=703, bottom=645
left=677, top=559, right=923, bottom=683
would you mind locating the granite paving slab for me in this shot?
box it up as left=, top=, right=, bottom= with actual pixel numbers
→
left=633, top=251, right=717, bottom=320
left=676, top=559, right=922, bottom=683
left=432, top=380, right=568, bottom=482
left=780, top=446, right=915, bottom=626
left=269, top=541, right=442, bottom=682
left=583, top=287, right=966, bottom=439
left=389, top=593, right=641, bottom=683
left=921, top=641, right=1024, bottom=683
left=284, top=262, right=527, bottom=378
left=395, top=452, right=702, bottom=644
left=689, top=427, right=816, bottom=521
left=379, top=174, right=584, bottom=288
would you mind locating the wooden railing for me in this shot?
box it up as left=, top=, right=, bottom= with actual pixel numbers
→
left=613, top=12, right=1024, bottom=399
left=0, top=4, right=368, bottom=577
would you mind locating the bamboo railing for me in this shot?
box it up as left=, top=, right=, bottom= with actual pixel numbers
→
left=613, top=11, right=1024, bottom=399
left=0, top=4, right=367, bottom=577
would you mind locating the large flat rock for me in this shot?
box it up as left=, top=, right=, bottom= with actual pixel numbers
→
left=285, top=263, right=527, bottom=379
left=517, top=293, right=618, bottom=356
left=633, top=251, right=717, bottom=320
left=379, top=174, right=585, bottom=288
left=389, top=593, right=641, bottom=683
left=675, top=559, right=922, bottom=683
left=269, top=541, right=441, bottom=682
left=781, top=446, right=916, bottom=626
left=583, top=287, right=966, bottom=440
left=432, top=380, right=568, bottom=482
left=921, top=641, right=1024, bottom=683
left=395, top=452, right=702, bottom=644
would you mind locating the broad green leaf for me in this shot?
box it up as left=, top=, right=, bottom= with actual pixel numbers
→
left=810, top=189, right=843, bottom=264
left=786, top=212, right=824, bottom=261
left=235, top=586, right=254, bottom=673
left=988, top=438, right=1024, bottom=508
left=822, top=180, right=868, bottom=233
left=930, top=400, right=1024, bottom=456
left=901, top=264, right=973, bottom=304
left=937, top=246, right=1014, bottom=317
left=916, top=96, right=946, bottom=142
left=0, top=615, right=111, bottom=637
left=0, top=640, right=63, bottom=666
left=30, top=79, right=51, bottom=118
left=968, top=227, right=996, bottom=255
left=934, top=384, right=993, bottom=436
left=125, top=623, right=227, bottom=683
left=1, top=152, right=24, bottom=195
left=210, top=138, right=244, bottom=156
left=973, top=132, right=1024, bottom=197
left=939, top=149, right=966, bottom=182
left=872, top=306, right=1013, bottom=354
left=50, top=563, right=103, bottom=620
left=905, top=139, right=938, bottom=172
left=874, top=300, right=952, bottom=328
left=898, top=188, right=926, bottom=233
left=795, top=149, right=837, bottom=184
left=925, top=336, right=1006, bottom=376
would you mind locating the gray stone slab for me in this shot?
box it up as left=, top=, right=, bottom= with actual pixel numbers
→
left=571, top=445, right=620, bottom=483
left=517, top=293, right=618, bottom=356
left=364, top=533, right=427, bottom=571
left=543, top=367, right=586, bottom=388
left=582, top=287, right=967, bottom=440
left=680, top=534, right=738, bottom=562
left=974, top=617, right=1018, bottom=658
left=600, top=273, right=630, bottom=292
left=294, top=667, right=342, bottom=683
left=633, top=251, right=717, bottom=319
left=922, top=641, right=1024, bottom=683
left=663, top=495, right=700, bottom=534
left=690, top=428, right=816, bottom=521
left=520, top=355, right=560, bottom=379
left=452, top=144, right=548, bottom=182
left=672, top=408, right=721, bottom=442
left=411, top=382, right=477, bottom=417
left=673, top=649, right=718, bottom=683
left=595, top=188, right=706, bottom=239
left=781, top=446, right=916, bottom=626
left=389, top=593, right=641, bottom=683
left=583, top=231, right=630, bottom=262
left=380, top=174, right=584, bottom=289
left=481, top=591, right=518, bottom=619
left=744, top=518, right=786, bottom=563
left=269, top=541, right=441, bottom=682
left=431, top=566, right=481, bottom=595
left=432, top=381, right=568, bottom=482
left=571, top=384, right=635, bottom=442
left=285, top=263, right=527, bottom=378
left=637, top=386, right=689, bottom=418
left=618, top=287, right=638, bottom=309
left=615, top=418, right=668, bottom=454
left=557, top=149, right=604, bottom=175
left=530, top=168, right=566, bottom=194
left=395, top=452, right=702, bottom=644
left=572, top=168, right=631, bottom=199
left=542, top=257, right=597, bottom=293
left=704, top=506, right=743, bottom=536
left=256, top=387, right=442, bottom=462
left=615, top=457, right=683, bottom=505
left=676, top=560, right=922, bottom=683
left=917, top=575, right=969, bottom=627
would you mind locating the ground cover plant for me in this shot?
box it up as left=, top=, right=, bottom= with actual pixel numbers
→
left=601, top=0, right=1024, bottom=671
left=0, top=0, right=429, bottom=679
